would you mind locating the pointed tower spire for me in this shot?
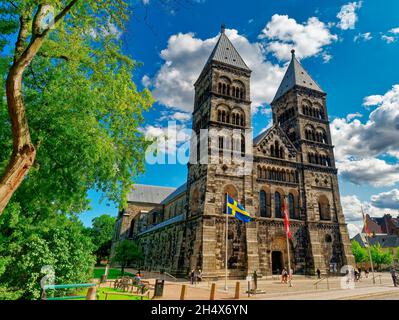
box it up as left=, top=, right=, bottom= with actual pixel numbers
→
left=272, top=49, right=324, bottom=103
left=202, top=27, right=251, bottom=72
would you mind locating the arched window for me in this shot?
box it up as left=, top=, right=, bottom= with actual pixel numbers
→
left=259, top=190, right=267, bottom=217
left=288, top=193, right=295, bottom=219
left=318, top=195, right=331, bottom=221
left=218, top=83, right=222, bottom=94
left=128, top=220, right=135, bottom=238
left=275, top=192, right=283, bottom=218
left=152, top=212, right=157, bottom=224
left=219, top=136, right=224, bottom=150
left=217, top=110, right=221, bottom=122
left=241, top=134, right=245, bottom=156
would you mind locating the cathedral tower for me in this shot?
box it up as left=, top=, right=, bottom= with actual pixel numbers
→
left=184, top=26, right=255, bottom=278
left=271, top=50, right=354, bottom=271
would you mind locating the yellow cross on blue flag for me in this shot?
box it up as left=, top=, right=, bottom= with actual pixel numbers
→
left=225, top=194, right=252, bottom=223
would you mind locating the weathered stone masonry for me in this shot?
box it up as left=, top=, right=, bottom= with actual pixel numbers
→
left=112, top=27, right=355, bottom=279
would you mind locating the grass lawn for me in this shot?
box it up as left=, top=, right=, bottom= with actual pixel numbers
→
left=93, top=267, right=135, bottom=279
left=70, top=287, right=149, bottom=300
left=96, top=287, right=149, bottom=300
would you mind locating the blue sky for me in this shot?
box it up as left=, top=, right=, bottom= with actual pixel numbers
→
left=81, top=0, right=399, bottom=237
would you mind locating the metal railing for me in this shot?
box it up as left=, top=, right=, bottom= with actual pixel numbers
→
left=41, top=283, right=97, bottom=300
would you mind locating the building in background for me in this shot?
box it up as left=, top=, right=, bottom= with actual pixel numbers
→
left=362, top=214, right=399, bottom=236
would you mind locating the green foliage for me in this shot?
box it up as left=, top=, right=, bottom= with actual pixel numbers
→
left=112, top=240, right=143, bottom=274
left=0, top=0, right=152, bottom=299
left=0, top=206, right=96, bottom=300
left=87, top=214, right=116, bottom=264
left=370, top=244, right=393, bottom=269
left=351, top=240, right=368, bottom=264
left=0, top=0, right=153, bottom=215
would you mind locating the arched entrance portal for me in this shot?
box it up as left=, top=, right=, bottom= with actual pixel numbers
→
left=272, top=251, right=283, bottom=274
left=269, top=235, right=295, bottom=275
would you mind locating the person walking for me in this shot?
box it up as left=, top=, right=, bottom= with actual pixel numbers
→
left=390, top=267, right=398, bottom=287
left=190, top=269, right=195, bottom=285
left=281, top=268, right=288, bottom=284
left=316, top=268, right=321, bottom=279
left=354, top=269, right=359, bottom=282
left=197, top=269, right=203, bottom=282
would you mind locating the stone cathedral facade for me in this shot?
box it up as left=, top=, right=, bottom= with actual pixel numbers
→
left=113, top=27, right=354, bottom=279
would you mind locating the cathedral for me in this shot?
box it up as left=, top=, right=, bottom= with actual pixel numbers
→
left=113, top=26, right=355, bottom=279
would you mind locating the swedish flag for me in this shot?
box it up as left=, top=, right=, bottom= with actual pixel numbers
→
left=225, top=194, right=252, bottom=223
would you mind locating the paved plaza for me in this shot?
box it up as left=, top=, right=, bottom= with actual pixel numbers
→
left=125, top=270, right=399, bottom=300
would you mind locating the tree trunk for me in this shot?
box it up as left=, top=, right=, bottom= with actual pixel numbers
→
left=0, top=1, right=78, bottom=215
left=0, top=52, right=39, bottom=214
left=121, top=265, right=125, bottom=276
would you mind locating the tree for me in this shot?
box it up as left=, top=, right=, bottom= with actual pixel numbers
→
left=88, top=214, right=116, bottom=265
left=351, top=240, right=368, bottom=264
left=112, top=240, right=143, bottom=275
left=370, top=244, right=393, bottom=270
left=0, top=0, right=153, bottom=214
left=0, top=205, right=95, bottom=299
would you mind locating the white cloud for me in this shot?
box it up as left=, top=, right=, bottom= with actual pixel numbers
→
left=347, top=223, right=361, bottom=238
left=371, top=189, right=399, bottom=210
left=331, top=85, right=399, bottom=161
left=381, top=27, right=399, bottom=44
left=346, top=112, right=362, bottom=121
left=158, top=111, right=191, bottom=122
left=331, top=85, right=399, bottom=186
left=354, top=32, right=372, bottom=42
left=322, top=53, right=333, bottom=63
left=88, top=21, right=122, bottom=40
left=337, top=158, right=399, bottom=187
left=142, top=123, right=191, bottom=157
left=341, top=195, right=368, bottom=222
left=382, top=35, right=396, bottom=44
left=336, top=1, right=363, bottom=30
left=142, top=75, right=151, bottom=87
left=259, top=14, right=338, bottom=61
left=148, top=29, right=286, bottom=113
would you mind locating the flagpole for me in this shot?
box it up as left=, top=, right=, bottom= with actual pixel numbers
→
left=284, top=198, right=292, bottom=287
left=225, top=193, right=228, bottom=291
left=362, top=206, right=375, bottom=285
